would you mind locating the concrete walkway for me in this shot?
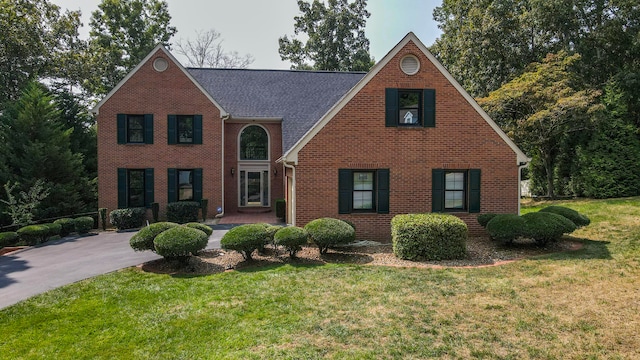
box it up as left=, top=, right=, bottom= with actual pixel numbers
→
left=0, top=229, right=227, bottom=310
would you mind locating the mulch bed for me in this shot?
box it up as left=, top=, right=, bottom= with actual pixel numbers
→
left=139, top=237, right=583, bottom=275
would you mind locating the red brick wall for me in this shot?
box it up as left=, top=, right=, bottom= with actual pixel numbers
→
left=223, top=122, right=284, bottom=214
left=295, top=41, right=519, bottom=241
left=97, top=49, right=222, bottom=221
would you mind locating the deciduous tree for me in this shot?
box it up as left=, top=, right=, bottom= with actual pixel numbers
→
left=175, top=29, right=254, bottom=68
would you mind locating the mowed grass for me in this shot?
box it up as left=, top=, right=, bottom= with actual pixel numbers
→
left=1, top=198, right=639, bottom=359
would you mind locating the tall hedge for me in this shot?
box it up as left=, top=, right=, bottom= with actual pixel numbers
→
left=391, top=214, right=467, bottom=261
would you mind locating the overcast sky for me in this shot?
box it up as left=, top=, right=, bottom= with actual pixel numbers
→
left=50, top=0, right=443, bottom=69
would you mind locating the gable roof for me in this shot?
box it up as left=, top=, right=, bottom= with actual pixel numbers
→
left=91, top=44, right=228, bottom=116
left=279, top=32, right=531, bottom=165
left=187, top=68, right=365, bottom=151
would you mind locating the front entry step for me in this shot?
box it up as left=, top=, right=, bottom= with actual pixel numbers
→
left=238, top=207, right=272, bottom=214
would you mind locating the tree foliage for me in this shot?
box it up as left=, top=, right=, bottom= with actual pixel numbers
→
left=1, top=179, right=50, bottom=226
left=279, top=0, right=374, bottom=71
left=175, top=29, right=254, bottom=68
left=86, top=0, right=176, bottom=95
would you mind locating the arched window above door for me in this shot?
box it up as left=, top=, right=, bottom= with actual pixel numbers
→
left=239, top=125, right=269, bottom=160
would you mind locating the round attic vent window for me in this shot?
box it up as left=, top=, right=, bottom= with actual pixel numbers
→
left=153, top=57, right=169, bottom=72
left=400, top=55, right=420, bottom=75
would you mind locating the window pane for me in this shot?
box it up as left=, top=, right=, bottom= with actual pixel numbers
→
left=399, top=91, right=420, bottom=125
left=399, top=109, right=419, bottom=124
left=353, top=172, right=373, bottom=190
left=178, top=170, right=193, bottom=201
left=128, top=170, right=145, bottom=207
left=353, top=191, right=373, bottom=210
left=240, top=125, right=268, bottom=160
left=240, top=171, right=246, bottom=206
left=445, top=191, right=464, bottom=209
left=399, top=92, right=420, bottom=108
left=178, top=116, right=194, bottom=143
left=262, top=170, right=269, bottom=206
left=127, top=115, right=144, bottom=143
left=445, top=172, right=465, bottom=190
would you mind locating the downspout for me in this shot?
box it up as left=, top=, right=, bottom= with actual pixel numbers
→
left=283, top=162, right=296, bottom=226
left=518, top=161, right=529, bottom=215
left=217, top=114, right=230, bottom=219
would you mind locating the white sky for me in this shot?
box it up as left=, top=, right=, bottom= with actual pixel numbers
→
left=50, top=0, right=443, bottom=69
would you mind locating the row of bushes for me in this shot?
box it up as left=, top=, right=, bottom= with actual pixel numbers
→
left=0, top=217, right=94, bottom=247
left=109, top=201, right=205, bottom=231
left=220, top=218, right=356, bottom=260
left=480, top=206, right=590, bottom=245
left=130, top=222, right=213, bottom=262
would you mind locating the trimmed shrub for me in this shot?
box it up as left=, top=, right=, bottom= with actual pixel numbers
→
left=17, top=225, right=49, bottom=245
left=183, top=222, right=213, bottom=236
left=98, top=208, right=108, bottom=230
left=153, top=226, right=209, bottom=262
left=109, top=208, right=146, bottom=230
left=200, top=199, right=208, bottom=221
left=166, top=201, right=200, bottom=223
left=151, top=203, right=159, bottom=223
left=54, top=218, right=75, bottom=237
left=477, top=213, right=498, bottom=228
left=273, top=226, right=308, bottom=257
left=74, top=216, right=95, bottom=234
left=391, top=214, right=467, bottom=261
left=43, top=222, right=62, bottom=238
left=340, top=219, right=356, bottom=232
left=0, top=232, right=19, bottom=247
left=275, top=199, right=286, bottom=221
left=522, top=212, right=575, bottom=245
left=486, top=214, right=526, bottom=245
left=220, top=224, right=268, bottom=260
left=130, top=222, right=179, bottom=252
left=304, top=218, right=355, bottom=255
left=539, top=206, right=590, bottom=228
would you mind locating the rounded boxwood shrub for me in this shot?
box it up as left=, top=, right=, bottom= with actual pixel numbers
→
left=485, top=214, right=526, bottom=245
left=166, top=201, right=200, bottom=224
left=74, top=216, right=95, bottom=234
left=54, top=218, right=75, bottom=237
left=17, top=225, right=49, bottom=245
left=183, top=222, right=213, bottom=236
left=477, top=213, right=498, bottom=228
left=539, top=206, right=590, bottom=228
left=130, top=222, right=179, bottom=252
left=0, top=232, right=19, bottom=247
left=522, top=212, right=575, bottom=245
left=220, top=224, right=268, bottom=260
left=391, top=214, right=467, bottom=261
left=109, top=208, right=146, bottom=230
left=273, top=226, right=308, bottom=257
left=153, top=226, right=209, bottom=262
left=304, top=218, right=355, bottom=255
left=43, top=222, right=62, bottom=238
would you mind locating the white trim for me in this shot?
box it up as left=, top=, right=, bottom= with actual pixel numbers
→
left=284, top=162, right=296, bottom=226
left=400, top=54, right=420, bottom=75
left=280, top=32, right=530, bottom=165
left=237, top=164, right=271, bottom=208
left=91, top=44, right=228, bottom=116
left=225, top=117, right=283, bottom=124
left=237, top=124, right=271, bottom=162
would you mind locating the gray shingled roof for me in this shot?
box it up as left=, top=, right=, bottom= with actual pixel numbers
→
left=187, top=68, right=366, bottom=153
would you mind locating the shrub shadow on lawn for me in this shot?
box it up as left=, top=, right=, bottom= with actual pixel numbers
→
left=531, top=236, right=612, bottom=261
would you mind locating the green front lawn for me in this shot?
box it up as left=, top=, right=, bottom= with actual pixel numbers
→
left=1, top=198, right=639, bottom=359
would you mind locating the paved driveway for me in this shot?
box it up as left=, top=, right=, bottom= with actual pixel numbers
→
left=0, top=229, right=226, bottom=310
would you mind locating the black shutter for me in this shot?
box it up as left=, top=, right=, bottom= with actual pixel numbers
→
left=117, top=168, right=127, bottom=208
left=144, top=114, right=153, bottom=144
left=117, top=114, right=126, bottom=144
left=432, top=169, right=444, bottom=212
left=193, top=115, right=203, bottom=144
left=167, top=115, right=177, bottom=144
left=145, top=168, right=154, bottom=208
left=167, top=168, right=177, bottom=203
left=424, top=89, right=436, bottom=128
left=338, top=169, right=353, bottom=214
left=193, top=168, right=203, bottom=201
left=385, top=88, right=398, bottom=127
left=469, top=169, right=481, bottom=213
left=377, top=169, right=390, bottom=214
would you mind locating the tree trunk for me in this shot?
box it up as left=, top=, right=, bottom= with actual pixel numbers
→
left=543, top=153, right=555, bottom=198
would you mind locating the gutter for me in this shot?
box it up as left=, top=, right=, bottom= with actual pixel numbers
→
left=283, top=162, right=296, bottom=226
left=518, top=161, right=529, bottom=215
left=217, top=114, right=231, bottom=219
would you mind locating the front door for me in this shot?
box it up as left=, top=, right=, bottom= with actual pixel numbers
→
left=240, top=169, right=269, bottom=207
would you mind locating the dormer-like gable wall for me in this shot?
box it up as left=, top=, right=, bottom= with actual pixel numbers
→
left=97, top=48, right=223, bottom=216
left=295, top=39, right=520, bottom=240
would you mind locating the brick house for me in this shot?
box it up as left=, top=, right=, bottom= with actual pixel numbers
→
left=93, top=33, right=529, bottom=241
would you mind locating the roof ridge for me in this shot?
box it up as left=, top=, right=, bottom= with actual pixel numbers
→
left=186, top=67, right=367, bottom=75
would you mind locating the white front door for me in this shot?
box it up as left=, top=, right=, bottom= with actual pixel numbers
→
left=239, top=168, right=269, bottom=207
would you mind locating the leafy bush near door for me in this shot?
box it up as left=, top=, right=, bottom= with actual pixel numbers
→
left=153, top=226, right=209, bottom=262
left=130, top=222, right=179, bottom=252
left=220, top=224, right=268, bottom=260
left=273, top=226, right=308, bottom=257
left=110, top=208, right=146, bottom=230
left=166, top=202, right=200, bottom=223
